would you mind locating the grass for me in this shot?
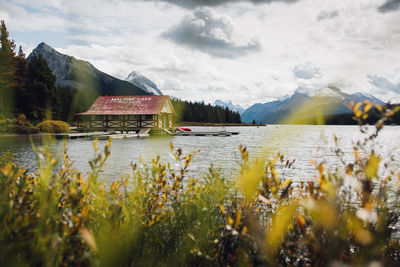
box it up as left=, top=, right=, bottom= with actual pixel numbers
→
left=1, top=102, right=400, bottom=266
left=0, top=115, right=69, bottom=134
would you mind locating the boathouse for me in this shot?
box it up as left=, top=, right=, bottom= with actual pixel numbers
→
left=76, top=95, right=175, bottom=132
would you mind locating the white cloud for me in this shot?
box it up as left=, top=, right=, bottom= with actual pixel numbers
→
left=293, top=62, right=320, bottom=80
left=378, top=0, right=400, bottom=13
left=316, top=10, right=339, bottom=21
left=2, top=0, right=400, bottom=107
left=368, top=74, right=400, bottom=94
left=142, top=0, right=299, bottom=9
left=163, top=7, right=261, bottom=57
left=0, top=0, right=67, bottom=32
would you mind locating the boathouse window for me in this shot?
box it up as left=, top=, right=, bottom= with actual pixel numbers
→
left=128, top=115, right=137, bottom=120
left=145, top=115, right=153, bottom=120
left=91, top=115, right=103, bottom=120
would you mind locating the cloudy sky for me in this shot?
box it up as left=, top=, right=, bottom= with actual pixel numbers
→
left=1, top=0, right=400, bottom=107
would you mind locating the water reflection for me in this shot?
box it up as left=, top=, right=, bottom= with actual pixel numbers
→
left=0, top=125, right=399, bottom=185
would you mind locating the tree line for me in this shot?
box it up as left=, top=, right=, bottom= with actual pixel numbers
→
left=172, top=98, right=241, bottom=123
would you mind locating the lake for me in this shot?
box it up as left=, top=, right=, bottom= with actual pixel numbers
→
left=1, top=125, right=399, bottom=185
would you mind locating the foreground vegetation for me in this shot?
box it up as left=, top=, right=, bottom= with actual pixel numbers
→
left=0, top=102, right=399, bottom=266
left=0, top=114, right=69, bottom=134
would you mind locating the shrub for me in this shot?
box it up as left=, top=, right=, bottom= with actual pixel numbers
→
left=14, top=125, right=39, bottom=134
left=0, top=102, right=400, bottom=266
left=36, top=120, right=70, bottom=133
left=0, top=116, right=38, bottom=134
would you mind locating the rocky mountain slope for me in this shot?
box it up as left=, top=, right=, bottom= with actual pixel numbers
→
left=28, top=42, right=150, bottom=96
left=125, top=71, right=163, bottom=95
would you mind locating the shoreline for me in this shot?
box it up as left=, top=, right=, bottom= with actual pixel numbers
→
left=176, top=122, right=265, bottom=127
left=0, top=133, right=68, bottom=138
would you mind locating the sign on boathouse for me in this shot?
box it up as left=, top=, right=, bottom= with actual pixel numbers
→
left=76, top=95, right=175, bottom=131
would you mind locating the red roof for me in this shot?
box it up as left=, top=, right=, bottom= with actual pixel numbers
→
left=77, top=95, right=173, bottom=115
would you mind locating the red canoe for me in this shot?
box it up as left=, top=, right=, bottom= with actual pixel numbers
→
left=177, top=127, right=192, bottom=132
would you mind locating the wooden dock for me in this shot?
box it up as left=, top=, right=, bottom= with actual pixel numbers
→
left=54, top=131, right=149, bottom=140
left=54, top=128, right=239, bottom=139
left=95, top=133, right=144, bottom=140
left=175, top=131, right=239, bottom=137
left=54, top=132, right=107, bottom=139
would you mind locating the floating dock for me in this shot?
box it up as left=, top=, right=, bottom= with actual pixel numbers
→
left=54, top=128, right=239, bottom=139
left=175, top=131, right=239, bottom=137
left=54, top=131, right=149, bottom=140
left=95, top=133, right=145, bottom=140
left=54, top=132, right=107, bottom=139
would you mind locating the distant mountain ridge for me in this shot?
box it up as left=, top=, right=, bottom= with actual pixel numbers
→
left=125, top=71, right=163, bottom=95
left=213, top=100, right=245, bottom=114
left=241, top=86, right=385, bottom=124
left=28, top=42, right=150, bottom=96
left=26, top=43, right=385, bottom=125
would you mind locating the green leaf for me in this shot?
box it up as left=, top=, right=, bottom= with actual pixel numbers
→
left=365, top=153, right=381, bottom=180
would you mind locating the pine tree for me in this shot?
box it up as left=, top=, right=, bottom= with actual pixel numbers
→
left=26, top=54, right=57, bottom=121
left=15, top=46, right=29, bottom=115
left=0, top=20, right=16, bottom=117
left=224, top=107, right=230, bottom=123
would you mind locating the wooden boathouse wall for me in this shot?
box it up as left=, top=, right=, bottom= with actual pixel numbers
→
left=77, top=114, right=174, bottom=131
left=75, top=95, right=175, bottom=132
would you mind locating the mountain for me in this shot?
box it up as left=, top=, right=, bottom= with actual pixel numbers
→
left=241, top=86, right=385, bottom=124
left=125, top=71, right=163, bottom=95
left=27, top=42, right=150, bottom=96
left=213, top=100, right=245, bottom=114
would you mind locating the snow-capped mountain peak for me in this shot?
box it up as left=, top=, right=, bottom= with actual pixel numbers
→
left=353, top=92, right=375, bottom=99
left=213, top=99, right=245, bottom=114
left=295, top=86, right=344, bottom=99
left=314, top=87, right=345, bottom=99
left=277, top=95, right=290, bottom=102
left=125, top=71, right=163, bottom=95
left=295, top=86, right=314, bottom=96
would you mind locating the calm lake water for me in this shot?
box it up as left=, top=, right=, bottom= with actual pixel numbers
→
left=1, top=125, right=399, bottom=185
